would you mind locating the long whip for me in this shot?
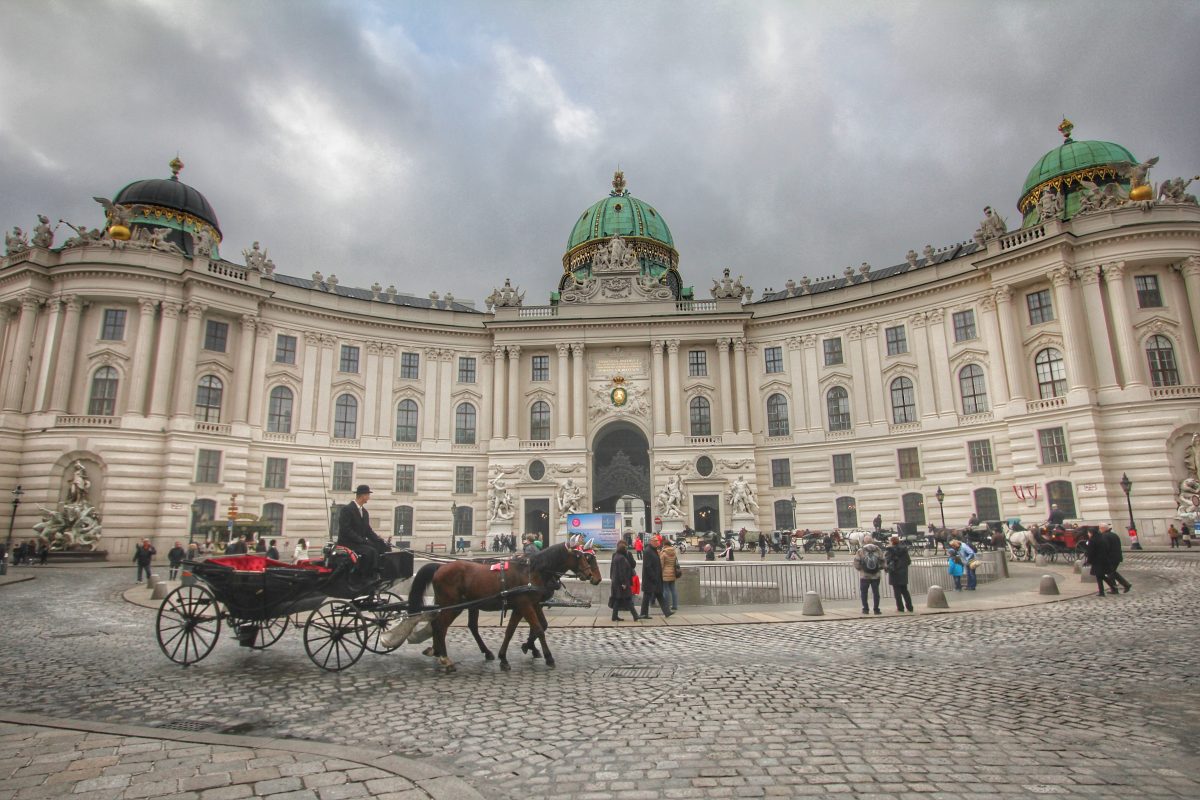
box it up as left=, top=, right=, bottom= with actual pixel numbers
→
left=319, top=458, right=333, bottom=543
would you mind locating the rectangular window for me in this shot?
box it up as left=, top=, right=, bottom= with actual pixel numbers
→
left=1135, top=275, right=1162, bottom=308
left=458, top=356, right=476, bottom=383
left=823, top=337, right=843, bottom=366
left=196, top=449, right=221, bottom=484
left=885, top=326, right=908, bottom=356
left=395, top=464, right=415, bottom=493
left=897, top=447, right=921, bottom=480
left=339, top=345, right=360, bottom=373
left=275, top=334, right=297, bottom=364
left=1038, top=427, right=1068, bottom=464
left=100, top=309, right=126, bottom=341
left=264, top=457, right=288, bottom=489
left=455, top=466, right=474, bottom=494
left=531, top=355, right=550, bottom=381
left=770, top=458, right=791, bottom=488
left=1026, top=289, right=1054, bottom=325
left=688, top=350, right=707, bottom=377
left=203, top=319, right=229, bottom=352
left=400, top=352, right=420, bottom=380
left=952, top=310, right=977, bottom=342
left=967, top=440, right=994, bottom=474
left=764, top=346, right=783, bottom=374
left=832, top=454, right=854, bottom=484
left=332, top=461, right=353, bottom=492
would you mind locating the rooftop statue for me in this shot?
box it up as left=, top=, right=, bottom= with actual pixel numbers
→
left=5, top=226, right=29, bottom=256
left=711, top=267, right=746, bottom=300
left=486, top=278, right=525, bottom=310
left=1037, top=188, right=1063, bottom=223
left=191, top=227, right=215, bottom=258
left=1119, top=156, right=1159, bottom=200
left=61, top=221, right=103, bottom=249
left=92, top=196, right=135, bottom=229
left=243, top=241, right=268, bottom=271
left=132, top=225, right=182, bottom=254
left=31, top=215, right=53, bottom=249
left=1159, top=176, right=1198, bottom=205
left=976, top=206, right=1007, bottom=241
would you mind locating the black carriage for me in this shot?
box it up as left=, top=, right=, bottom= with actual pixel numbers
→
left=1035, top=526, right=1090, bottom=563
left=155, top=548, right=414, bottom=672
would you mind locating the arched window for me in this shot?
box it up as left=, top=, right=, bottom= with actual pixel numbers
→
left=530, top=401, right=551, bottom=440
left=453, top=505, right=473, bottom=538
left=393, top=505, right=414, bottom=538
left=689, top=396, right=712, bottom=437
left=395, top=399, right=418, bottom=442
left=1034, top=348, right=1066, bottom=399
left=88, top=367, right=119, bottom=416
left=455, top=402, right=477, bottom=444
left=890, top=377, right=917, bottom=424
left=266, top=386, right=293, bottom=433
left=333, top=394, right=358, bottom=439
left=958, top=364, right=989, bottom=414
left=766, top=393, right=790, bottom=437
left=973, top=488, right=1000, bottom=522
left=835, top=496, right=858, bottom=528
left=901, top=492, right=926, bottom=526
left=774, top=498, right=795, bottom=530
left=1145, top=335, right=1179, bottom=387
left=195, top=375, right=223, bottom=423
left=261, top=502, right=284, bottom=536
left=827, top=387, right=851, bottom=431
left=1046, top=480, right=1076, bottom=519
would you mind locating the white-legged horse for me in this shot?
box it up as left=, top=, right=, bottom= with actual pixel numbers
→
left=1005, top=528, right=1037, bottom=561
left=846, top=529, right=877, bottom=553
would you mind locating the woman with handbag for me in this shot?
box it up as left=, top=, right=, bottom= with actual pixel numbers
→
left=950, top=538, right=978, bottom=590
left=608, top=540, right=640, bottom=621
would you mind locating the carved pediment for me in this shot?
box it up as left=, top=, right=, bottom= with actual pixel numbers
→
left=949, top=347, right=990, bottom=373
left=86, top=348, right=130, bottom=368
left=1134, top=314, right=1179, bottom=340
left=759, top=377, right=790, bottom=393
left=683, top=377, right=714, bottom=393
left=331, top=376, right=365, bottom=394
left=455, top=387, right=485, bottom=403
left=393, top=386, right=423, bottom=403
left=194, top=357, right=232, bottom=378
left=880, top=359, right=918, bottom=381
left=1022, top=330, right=1063, bottom=352
left=265, top=371, right=300, bottom=392
left=818, top=369, right=853, bottom=387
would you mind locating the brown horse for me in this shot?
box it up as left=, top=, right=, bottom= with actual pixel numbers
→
left=406, top=540, right=601, bottom=672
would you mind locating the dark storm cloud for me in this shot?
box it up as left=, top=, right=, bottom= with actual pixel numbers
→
left=2, top=0, right=1198, bottom=306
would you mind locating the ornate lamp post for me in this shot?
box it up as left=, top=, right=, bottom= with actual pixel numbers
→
left=450, top=501, right=458, bottom=553
left=789, top=494, right=798, bottom=530
left=5, top=485, right=23, bottom=557
left=1119, top=473, right=1134, bottom=532
left=935, top=486, right=946, bottom=529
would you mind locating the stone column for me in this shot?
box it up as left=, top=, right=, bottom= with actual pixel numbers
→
left=32, top=298, right=64, bottom=412
left=298, top=332, right=320, bottom=432
left=363, top=342, right=382, bottom=437
left=424, top=346, right=441, bottom=440
left=1050, top=267, right=1090, bottom=391
left=491, top=345, right=506, bottom=439
left=909, top=313, right=936, bottom=418
left=231, top=315, right=256, bottom=423
left=50, top=298, right=82, bottom=413
left=1077, top=267, right=1118, bottom=389
left=3, top=295, right=40, bottom=411
left=172, top=302, right=205, bottom=417
left=1180, top=256, right=1200, bottom=357
left=666, top=339, right=682, bottom=434
left=860, top=324, right=884, bottom=423
left=379, top=344, right=397, bottom=437
left=556, top=342, right=571, bottom=438
left=926, top=310, right=955, bottom=414
left=571, top=342, right=585, bottom=438
left=802, top=335, right=821, bottom=429
left=248, top=321, right=271, bottom=428
left=314, top=335, right=335, bottom=434
left=506, top=345, right=521, bottom=441
left=0, top=305, right=11, bottom=381
left=650, top=341, right=666, bottom=436
left=479, top=349, right=494, bottom=442
left=994, top=286, right=1026, bottom=401
left=123, top=298, right=158, bottom=416
left=438, top=350, right=454, bottom=440
left=148, top=302, right=180, bottom=417
left=977, top=295, right=1009, bottom=406
left=847, top=327, right=869, bottom=426
left=733, top=337, right=750, bottom=433
left=717, top=337, right=735, bottom=434
left=1103, top=262, right=1144, bottom=388
left=786, top=337, right=808, bottom=429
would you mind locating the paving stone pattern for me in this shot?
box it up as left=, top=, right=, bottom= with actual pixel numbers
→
left=1, top=554, right=1199, bottom=798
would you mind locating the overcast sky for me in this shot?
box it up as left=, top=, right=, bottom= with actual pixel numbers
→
left=2, top=0, right=1198, bottom=307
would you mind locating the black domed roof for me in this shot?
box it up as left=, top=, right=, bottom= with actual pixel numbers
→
left=114, top=160, right=221, bottom=235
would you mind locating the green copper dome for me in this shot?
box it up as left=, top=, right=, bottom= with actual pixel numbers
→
left=566, top=171, right=674, bottom=251
left=1021, top=139, right=1135, bottom=198
left=1017, top=119, right=1136, bottom=227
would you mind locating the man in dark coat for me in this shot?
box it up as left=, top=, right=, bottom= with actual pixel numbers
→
left=337, top=485, right=389, bottom=575
left=608, top=541, right=639, bottom=621
left=1083, top=528, right=1116, bottom=596
left=639, top=535, right=674, bottom=619
left=167, top=542, right=186, bottom=579
left=133, top=539, right=156, bottom=582
left=884, top=534, right=914, bottom=612
left=1100, top=522, right=1132, bottom=593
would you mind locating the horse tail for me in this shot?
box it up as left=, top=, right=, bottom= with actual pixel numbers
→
left=408, top=563, right=440, bottom=613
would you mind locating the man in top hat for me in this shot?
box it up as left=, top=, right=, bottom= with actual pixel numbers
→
left=337, top=484, right=390, bottom=575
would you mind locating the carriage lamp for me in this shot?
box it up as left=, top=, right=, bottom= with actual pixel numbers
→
left=450, top=501, right=458, bottom=553
left=935, top=486, right=946, bottom=529
left=1119, top=473, right=1134, bottom=532
left=5, top=485, right=23, bottom=552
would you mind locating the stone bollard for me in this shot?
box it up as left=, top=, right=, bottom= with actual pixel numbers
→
left=151, top=580, right=169, bottom=600
left=926, top=585, right=949, bottom=609
left=145, top=574, right=157, bottom=590
left=1038, top=575, right=1060, bottom=595
left=801, top=591, right=824, bottom=616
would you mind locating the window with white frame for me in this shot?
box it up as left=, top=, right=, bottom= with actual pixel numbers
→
left=967, top=440, right=994, bottom=473
left=264, top=457, right=288, bottom=489
left=1034, top=348, right=1067, bottom=399
left=958, top=364, right=989, bottom=414
left=1038, top=427, right=1068, bottom=464
left=885, top=326, right=907, bottom=356
left=764, top=346, right=783, bottom=373
left=766, top=393, right=789, bottom=437
left=890, top=377, right=917, bottom=424
left=952, top=310, right=977, bottom=342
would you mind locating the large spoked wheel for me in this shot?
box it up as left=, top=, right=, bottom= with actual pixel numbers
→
left=303, top=602, right=367, bottom=671
left=156, top=585, right=222, bottom=666
left=356, top=591, right=406, bottom=654
left=1038, top=544, right=1058, bottom=563
left=227, top=616, right=289, bottom=649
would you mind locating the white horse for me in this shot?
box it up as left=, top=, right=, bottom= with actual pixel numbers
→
left=846, top=529, right=878, bottom=553
left=1005, top=528, right=1038, bottom=561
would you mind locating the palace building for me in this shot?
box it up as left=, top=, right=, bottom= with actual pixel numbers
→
left=2, top=123, right=1199, bottom=556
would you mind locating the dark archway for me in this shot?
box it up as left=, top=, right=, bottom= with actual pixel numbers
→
left=524, top=499, right=549, bottom=544
left=592, top=421, right=650, bottom=513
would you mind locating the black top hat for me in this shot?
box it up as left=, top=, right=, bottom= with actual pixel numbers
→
left=354, top=484, right=372, bottom=495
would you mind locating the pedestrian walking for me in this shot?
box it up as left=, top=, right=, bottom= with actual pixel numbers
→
left=823, top=532, right=834, bottom=559
left=1083, top=527, right=1117, bottom=596
left=186, top=541, right=199, bottom=560
left=37, top=541, right=49, bottom=566
left=758, top=534, right=768, bottom=559
left=608, top=541, right=640, bottom=621
left=704, top=543, right=715, bottom=561
left=884, top=534, right=914, bottom=612
left=633, top=534, right=644, bottom=562
left=853, top=535, right=885, bottom=615
left=786, top=536, right=800, bottom=560
left=1168, top=524, right=1180, bottom=549
left=1183, top=522, right=1194, bottom=549
left=293, top=538, right=308, bottom=561
left=167, top=541, right=185, bottom=580
left=133, top=539, right=156, bottom=582
left=719, top=541, right=735, bottom=560
left=660, top=537, right=681, bottom=612
left=1102, top=523, right=1132, bottom=593
left=639, top=535, right=674, bottom=619
left=947, top=544, right=965, bottom=590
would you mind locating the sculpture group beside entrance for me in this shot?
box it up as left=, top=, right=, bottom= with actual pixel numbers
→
left=34, top=461, right=104, bottom=552
left=556, top=478, right=585, bottom=518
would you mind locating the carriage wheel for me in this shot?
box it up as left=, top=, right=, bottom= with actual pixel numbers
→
left=1038, top=545, right=1057, bottom=563
left=303, top=602, right=367, bottom=672
left=156, top=585, right=221, bottom=666
left=356, top=591, right=406, bottom=654
left=227, top=616, right=289, bottom=649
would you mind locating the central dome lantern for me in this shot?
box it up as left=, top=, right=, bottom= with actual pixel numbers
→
left=560, top=171, right=684, bottom=299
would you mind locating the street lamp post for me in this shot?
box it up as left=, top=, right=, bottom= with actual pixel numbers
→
left=790, top=494, right=798, bottom=530
left=5, top=485, right=24, bottom=568
left=935, top=486, right=946, bottom=529
left=1120, top=473, right=1135, bottom=533
left=450, top=501, right=458, bottom=553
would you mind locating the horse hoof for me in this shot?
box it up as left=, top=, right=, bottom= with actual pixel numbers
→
left=443, top=663, right=456, bottom=673
left=422, top=646, right=435, bottom=657
left=484, top=652, right=495, bottom=661
left=545, top=659, right=556, bottom=668
left=520, top=643, right=530, bottom=654
left=499, top=661, right=511, bottom=672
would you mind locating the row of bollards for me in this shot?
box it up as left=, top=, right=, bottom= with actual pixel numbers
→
left=799, top=574, right=1062, bottom=616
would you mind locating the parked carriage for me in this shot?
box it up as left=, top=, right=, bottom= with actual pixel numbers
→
left=1034, top=526, right=1090, bottom=563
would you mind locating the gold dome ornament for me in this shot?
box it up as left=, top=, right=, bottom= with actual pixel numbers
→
left=1129, top=184, right=1153, bottom=201
left=108, top=224, right=131, bottom=240
left=610, top=375, right=628, bottom=407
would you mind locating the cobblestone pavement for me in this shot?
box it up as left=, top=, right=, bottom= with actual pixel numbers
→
left=2, top=554, right=1199, bottom=798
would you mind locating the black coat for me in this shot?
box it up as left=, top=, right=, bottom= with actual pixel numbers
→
left=609, top=551, right=635, bottom=606
left=337, top=501, right=389, bottom=556
left=167, top=546, right=185, bottom=566
left=884, top=543, right=911, bottom=586
left=641, top=546, right=664, bottom=593
left=1084, top=534, right=1110, bottom=576
left=132, top=545, right=156, bottom=566
left=1102, top=530, right=1124, bottom=567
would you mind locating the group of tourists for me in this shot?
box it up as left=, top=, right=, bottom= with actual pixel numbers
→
left=1083, top=523, right=1133, bottom=596
left=1166, top=522, right=1194, bottom=548
left=608, top=534, right=681, bottom=621
left=851, top=533, right=915, bottom=614
left=4, top=540, right=48, bottom=567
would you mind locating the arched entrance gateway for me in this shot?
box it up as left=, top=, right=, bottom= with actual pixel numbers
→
left=591, top=421, right=651, bottom=518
